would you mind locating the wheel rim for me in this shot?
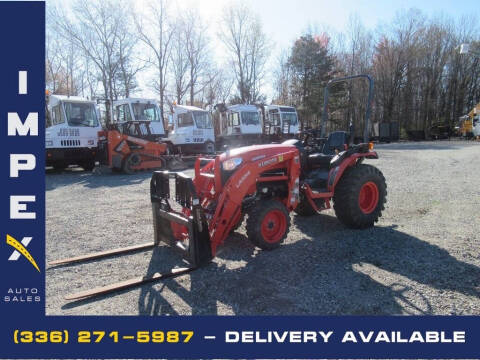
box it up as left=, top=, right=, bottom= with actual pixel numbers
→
left=358, top=181, right=379, bottom=214
left=260, top=209, right=287, bottom=243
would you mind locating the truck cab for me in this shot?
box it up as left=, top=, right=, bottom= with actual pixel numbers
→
left=113, top=98, right=166, bottom=140
left=45, top=94, right=102, bottom=170
left=214, top=104, right=263, bottom=148
left=265, top=105, right=300, bottom=137
left=166, top=105, right=215, bottom=154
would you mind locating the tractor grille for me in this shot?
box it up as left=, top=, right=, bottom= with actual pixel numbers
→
left=61, top=139, right=81, bottom=147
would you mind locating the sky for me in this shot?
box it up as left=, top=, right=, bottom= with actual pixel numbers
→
left=123, top=0, right=480, bottom=100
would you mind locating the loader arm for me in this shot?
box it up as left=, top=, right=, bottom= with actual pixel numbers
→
left=150, top=145, right=301, bottom=264
left=208, top=149, right=301, bottom=254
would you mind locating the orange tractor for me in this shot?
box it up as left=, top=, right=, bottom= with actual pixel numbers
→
left=50, top=75, right=387, bottom=302
left=98, top=120, right=183, bottom=174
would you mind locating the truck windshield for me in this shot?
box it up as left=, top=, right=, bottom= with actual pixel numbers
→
left=63, top=102, right=99, bottom=127
left=241, top=111, right=260, bottom=125
left=132, top=103, right=159, bottom=121
left=193, top=111, right=212, bottom=129
left=282, top=112, right=298, bottom=125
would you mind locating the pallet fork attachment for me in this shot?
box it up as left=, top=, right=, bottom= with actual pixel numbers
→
left=48, top=242, right=156, bottom=266
left=49, top=171, right=213, bottom=302
left=150, top=170, right=213, bottom=267
left=64, top=267, right=196, bottom=301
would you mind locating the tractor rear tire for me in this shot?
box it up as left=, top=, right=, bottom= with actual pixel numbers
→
left=246, top=199, right=290, bottom=250
left=333, top=164, right=387, bottom=229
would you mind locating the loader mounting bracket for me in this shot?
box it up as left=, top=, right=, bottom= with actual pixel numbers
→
left=150, top=171, right=212, bottom=267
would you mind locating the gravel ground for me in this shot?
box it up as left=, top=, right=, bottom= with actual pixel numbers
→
left=46, top=140, right=480, bottom=316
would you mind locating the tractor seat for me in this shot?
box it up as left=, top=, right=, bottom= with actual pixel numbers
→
left=321, top=131, right=349, bottom=155
left=306, top=131, right=349, bottom=170
left=308, top=153, right=334, bottom=168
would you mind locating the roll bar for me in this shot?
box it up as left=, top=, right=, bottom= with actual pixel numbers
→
left=321, top=74, right=374, bottom=143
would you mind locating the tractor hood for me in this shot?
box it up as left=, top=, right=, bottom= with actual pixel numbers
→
left=219, top=144, right=297, bottom=164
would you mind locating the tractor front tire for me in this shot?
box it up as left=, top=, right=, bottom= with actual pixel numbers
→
left=230, top=213, right=246, bottom=233
left=333, top=164, right=387, bottom=229
left=246, top=200, right=290, bottom=250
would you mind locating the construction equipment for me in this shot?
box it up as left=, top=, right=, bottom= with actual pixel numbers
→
left=49, top=75, right=387, bottom=301
left=457, top=103, right=480, bottom=138
left=468, top=103, right=480, bottom=138
left=45, top=92, right=102, bottom=171
left=458, top=115, right=474, bottom=138
left=213, top=103, right=264, bottom=148
left=97, top=121, right=183, bottom=174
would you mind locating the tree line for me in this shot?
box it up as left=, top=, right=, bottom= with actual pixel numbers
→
left=274, top=11, right=480, bottom=135
left=47, top=0, right=269, bottom=123
left=47, top=1, right=479, bottom=135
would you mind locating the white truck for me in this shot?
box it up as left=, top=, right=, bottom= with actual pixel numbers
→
left=264, top=105, right=300, bottom=137
left=45, top=94, right=102, bottom=170
left=213, top=103, right=263, bottom=148
left=112, top=98, right=166, bottom=140
left=166, top=104, right=215, bottom=154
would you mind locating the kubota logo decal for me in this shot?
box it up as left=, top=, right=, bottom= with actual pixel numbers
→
left=6, top=234, right=40, bottom=272
left=258, top=157, right=278, bottom=167
left=236, top=171, right=251, bottom=188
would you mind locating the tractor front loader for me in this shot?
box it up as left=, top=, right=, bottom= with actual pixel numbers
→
left=50, top=75, right=387, bottom=302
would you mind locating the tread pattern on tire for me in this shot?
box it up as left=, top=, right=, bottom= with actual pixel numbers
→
left=333, top=164, right=387, bottom=229
left=231, top=212, right=246, bottom=233
left=246, top=199, right=290, bottom=250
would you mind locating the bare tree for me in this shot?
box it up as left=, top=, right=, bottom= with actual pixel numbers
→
left=201, top=67, right=234, bottom=106
left=135, top=0, right=173, bottom=122
left=46, top=32, right=85, bottom=96
left=45, top=34, right=64, bottom=93
left=170, top=19, right=190, bottom=104
left=273, top=50, right=292, bottom=104
left=218, top=2, right=270, bottom=103
left=183, top=10, right=210, bottom=105
left=49, top=0, right=133, bottom=123
left=116, top=15, right=144, bottom=98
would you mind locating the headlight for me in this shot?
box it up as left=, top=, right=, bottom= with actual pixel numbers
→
left=46, top=140, right=53, bottom=147
left=222, top=157, right=243, bottom=171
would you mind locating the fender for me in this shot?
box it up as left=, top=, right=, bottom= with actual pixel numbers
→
left=327, top=150, right=378, bottom=191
